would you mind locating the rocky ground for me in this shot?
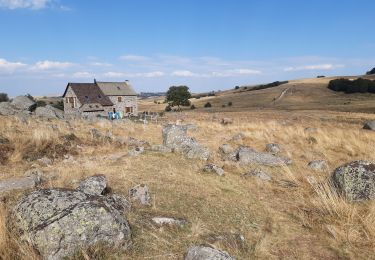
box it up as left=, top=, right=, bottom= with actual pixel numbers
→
left=1, top=98, right=375, bottom=259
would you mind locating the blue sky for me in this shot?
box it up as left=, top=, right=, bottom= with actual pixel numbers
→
left=0, top=0, right=374, bottom=96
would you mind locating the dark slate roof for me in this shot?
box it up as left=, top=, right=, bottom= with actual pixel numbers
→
left=63, top=83, right=113, bottom=106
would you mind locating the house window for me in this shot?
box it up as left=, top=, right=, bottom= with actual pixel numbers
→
left=65, top=97, right=69, bottom=103
left=118, top=97, right=122, bottom=102
left=68, top=97, right=74, bottom=104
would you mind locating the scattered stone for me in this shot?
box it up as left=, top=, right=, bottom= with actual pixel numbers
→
left=107, top=152, right=127, bottom=161
left=203, top=164, right=225, bottom=176
left=37, top=157, right=53, bottom=166
left=128, top=146, right=145, bottom=156
left=363, top=121, right=375, bottom=131
left=236, top=146, right=292, bottom=167
left=90, top=128, right=112, bottom=142
left=304, top=127, right=318, bottom=133
left=163, top=124, right=210, bottom=161
left=77, top=174, right=107, bottom=195
left=221, top=118, right=233, bottom=125
left=219, top=144, right=234, bottom=156
left=307, top=136, right=318, bottom=145
left=24, top=168, right=43, bottom=185
left=331, top=160, right=375, bottom=201
left=242, top=169, right=272, bottom=181
left=0, top=176, right=39, bottom=193
left=129, top=184, right=151, bottom=205
left=11, top=95, right=36, bottom=111
left=152, top=217, right=187, bottom=227
left=185, top=246, right=235, bottom=260
left=265, top=143, right=280, bottom=154
left=125, top=137, right=150, bottom=147
left=150, top=144, right=172, bottom=153
left=308, top=160, right=328, bottom=171
left=230, top=133, right=245, bottom=141
left=10, top=186, right=131, bottom=260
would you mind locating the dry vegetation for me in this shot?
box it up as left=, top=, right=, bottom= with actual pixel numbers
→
left=1, top=108, right=375, bottom=259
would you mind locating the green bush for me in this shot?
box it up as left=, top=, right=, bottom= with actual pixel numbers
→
left=328, top=78, right=375, bottom=93
left=36, top=100, right=47, bottom=107
left=0, top=93, right=9, bottom=102
left=366, top=67, right=375, bottom=75
left=52, top=100, right=64, bottom=110
left=235, top=86, right=240, bottom=90
left=204, top=102, right=212, bottom=108
left=190, top=105, right=196, bottom=110
left=317, top=75, right=325, bottom=78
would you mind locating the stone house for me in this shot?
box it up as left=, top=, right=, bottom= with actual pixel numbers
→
left=62, top=80, right=138, bottom=117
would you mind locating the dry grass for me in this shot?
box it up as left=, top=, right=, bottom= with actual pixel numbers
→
left=0, top=109, right=375, bottom=259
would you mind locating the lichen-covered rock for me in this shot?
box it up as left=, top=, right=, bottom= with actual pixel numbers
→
left=363, top=121, right=375, bottom=131
left=150, top=144, right=172, bottom=153
left=128, top=146, right=145, bottom=157
left=0, top=102, right=17, bottom=115
left=10, top=187, right=131, bottom=260
left=265, top=143, right=280, bottom=154
left=308, top=160, right=328, bottom=172
left=242, top=169, right=272, bottom=181
left=331, top=160, right=375, bottom=201
left=35, top=105, right=63, bottom=119
left=129, top=184, right=151, bottom=205
left=77, top=174, right=107, bottom=195
left=162, top=124, right=210, bottom=160
left=203, top=164, right=225, bottom=176
left=11, top=95, right=36, bottom=111
left=185, top=246, right=235, bottom=260
left=236, top=146, right=291, bottom=167
left=0, top=176, right=38, bottom=193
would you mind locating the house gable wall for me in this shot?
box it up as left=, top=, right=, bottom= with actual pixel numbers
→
left=107, top=95, right=138, bottom=115
left=63, top=86, right=82, bottom=115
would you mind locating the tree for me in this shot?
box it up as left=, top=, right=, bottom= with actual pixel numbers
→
left=165, top=86, right=192, bottom=109
left=366, top=67, right=375, bottom=75
left=0, top=93, right=9, bottom=102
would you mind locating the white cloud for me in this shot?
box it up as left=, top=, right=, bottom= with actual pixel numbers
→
left=119, top=55, right=150, bottom=62
left=143, top=71, right=164, bottom=77
left=103, top=71, right=165, bottom=78
left=73, top=71, right=94, bottom=78
left=90, top=62, right=112, bottom=67
left=0, top=0, right=52, bottom=9
left=33, top=60, right=75, bottom=70
left=103, top=71, right=125, bottom=78
left=0, top=58, right=27, bottom=73
left=231, top=69, right=262, bottom=75
left=284, top=64, right=345, bottom=72
left=172, top=70, right=197, bottom=77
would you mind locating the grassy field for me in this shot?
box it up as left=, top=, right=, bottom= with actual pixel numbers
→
left=1, top=107, right=375, bottom=259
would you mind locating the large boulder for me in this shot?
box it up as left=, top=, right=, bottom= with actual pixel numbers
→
left=11, top=95, right=36, bottom=111
left=363, top=121, right=375, bottom=131
left=236, top=146, right=292, bottom=167
left=0, top=102, right=17, bottom=115
left=10, top=176, right=131, bottom=259
left=35, top=105, right=64, bottom=119
left=185, top=246, right=235, bottom=260
left=331, top=160, right=375, bottom=201
left=162, top=124, right=210, bottom=160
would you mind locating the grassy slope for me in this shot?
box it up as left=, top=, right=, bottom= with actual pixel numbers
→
left=139, top=75, right=375, bottom=113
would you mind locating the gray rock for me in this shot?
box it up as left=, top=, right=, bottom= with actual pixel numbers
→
left=304, top=127, right=318, bottom=133
left=77, top=175, right=107, bottom=195
left=221, top=118, right=233, bottom=125
left=11, top=96, right=36, bottom=111
left=265, top=143, right=280, bottom=154
left=363, top=121, right=375, bottom=131
left=331, top=160, right=375, bottom=201
left=308, top=160, right=328, bottom=171
left=0, top=176, right=38, bottom=193
left=230, top=133, right=245, bottom=141
left=242, top=169, right=272, bottom=181
left=35, top=105, right=64, bottom=119
left=90, top=128, right=112, bottom=142
left=203, top=164, right=225, bottom=176
left=185, top=246, right=235, bottom=260
left=150, top=144, right=172, bottom=153
left=152, top=217, right=187, bottom=227
left=163, top=124, right=210, bottom=160
left=24, top=168, right=43, bottom=185
left=105, top=193, right=131, bottom=213
left=219, top=144, right=234, bottom=155
left=128, top=146, right=145, bottom=157
left=37, top=157, right=53, bottom=166
left=235, top=146, right=292, bottom=167
left=129, top=184, right=151, bottom=205
left=0, top=102, right=17, bottom=115
left=11, top=188, right=131, bottom=260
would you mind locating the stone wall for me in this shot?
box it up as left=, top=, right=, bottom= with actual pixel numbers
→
left=107, top=96, right=138, bottom=116
left=64, top=87, right=81, bottom=115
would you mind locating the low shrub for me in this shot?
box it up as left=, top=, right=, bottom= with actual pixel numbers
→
left=328, top=78, right=375, bottom=93
left=0, top=93, right=9, bottom=102
left=190, top=105, right=196, bottom=110
left=366, top=67, right=375, bottom=75
left=204, top=102, right=212, bottom=108
left=228, top=101, right=233, bottom=106
left=165, top=105, right=172, bottom=112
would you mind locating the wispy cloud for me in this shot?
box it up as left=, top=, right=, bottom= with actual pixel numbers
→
left=0, top=58, right=27, bottom=73
left=119, top=55, right=150, bottom=62
left=32, top=60, right=75, bottom=70
left=72, top=71, right=94, bottom=78
left=103, top=71, right=164, bottom=78
left=90, top=62, right=112, bottom=67
left=172, top=70, right=197, bottom=77
left=0, top=0, right=52, bottom=9
left=284, top=64, right=345, bottom=72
